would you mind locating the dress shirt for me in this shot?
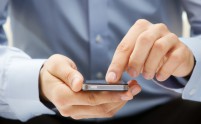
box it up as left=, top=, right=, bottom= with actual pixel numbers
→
left=0, top=0, right=201, bottom=122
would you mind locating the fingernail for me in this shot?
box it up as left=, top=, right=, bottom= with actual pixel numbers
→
left=143, top=73, right=153, bottom=80
left=106, top=72, right=116, bottom=82
left=71, top=77, right=80, bottom=89
left=128, top=68, right=138, bottom=78
left=121, top=96, right=132, bottom=101
left=131, top=87, right=141, bottom=96
left=156, top=74, right=164, bottom=81
left=133, top=71, right=137, bottom=78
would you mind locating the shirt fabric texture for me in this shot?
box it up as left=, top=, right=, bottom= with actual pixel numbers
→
left=0, top=0, right=201, bottom=122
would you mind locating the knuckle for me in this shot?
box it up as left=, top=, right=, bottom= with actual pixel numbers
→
left=171, top=53, right=183, bottom=63
left=105, top=111, right=115, bottom=118
left=71, top=116, right=82, bottom=120
left=71, top=116, right=81, bottom=120
left=116, top=42, right=131, bottom=53
left=48, top=54, right=64, bottom=64
left=155, top=23, right=168, bottom=31
left=59, top=108, right=70, bottom=117
left=153, top=41, right=166, bottom=52
left=66, top=69, right=82, bottom=86
left=183, top=45, right=191, bottom=57
left=180, top=52, right=186, bottom=61
left=66, top=69, right=75, bottom=82
left=48, top=54, right=74, bottom=72
left=49, top=54, right=61, bottom=60
left=138, top=35, right=150, bottom=45
left=96, top=105, right=109, bottom=115
left=135, top=19, right=150, bottom=27
left=180, top=43, right=188, bottom=52
left=46, top=61, right=57, bottom=73
left=65, top=58, right=77, bottom=69
left=168, top=33, right=178, bottom=40
left=70, top=62, right=77, bottom=70
left=87, top=92, right=97, bottom=105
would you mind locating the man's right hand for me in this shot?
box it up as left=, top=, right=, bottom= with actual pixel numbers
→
left=39, top=54, right=141, bottom=120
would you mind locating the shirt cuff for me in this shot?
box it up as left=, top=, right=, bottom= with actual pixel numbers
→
left=180, top=37, right=201, bottom=101
left=4, top=59, right=55, bottom=122
left=153, top=37, right=201, bottom=102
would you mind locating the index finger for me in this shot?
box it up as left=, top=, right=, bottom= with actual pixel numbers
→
left=106, top=19, right=151, bottom=83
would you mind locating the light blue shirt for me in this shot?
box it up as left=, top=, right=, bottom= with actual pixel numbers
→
left=1, top=0, right=201, bottom=122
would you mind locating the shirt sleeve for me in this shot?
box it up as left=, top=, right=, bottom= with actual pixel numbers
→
left=155, top=0, right=201, bottom=102
left=0, top=0, right=8, bottom=45
left=154, top=37, right=201, bottom=99
left=180, top=37, right=201, bottom=102
left=0, top=0, right=55, bottom=122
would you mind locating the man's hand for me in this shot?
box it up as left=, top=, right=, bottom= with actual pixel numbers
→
left=106, top=19, right=195, bottom=82
left=39, top=54, right=141, bottom=119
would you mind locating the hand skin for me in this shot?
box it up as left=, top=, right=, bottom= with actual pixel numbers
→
left=106, top=19, right=195, bottom=83
left=39, top=54, right=141, bottom=120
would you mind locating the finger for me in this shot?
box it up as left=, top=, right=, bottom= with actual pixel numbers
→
left=69, top=102, right=126, bottom=119
left=75, top=80, right=141, bottom=105
left=142, top=33, right=178, bottom=80
left=156, top=56, right=167, bottom=72
left=56, top=81, right=140, bottom=107
left=127, top=80, right=142, bottom=96
left=51, top=80, right=140, bottom=110
left=106, top=19, right=151, bottom=83
left=128, top=23, right=169, bottom=78
left=156, top=46, right=185, bottom=81
left=47, top=55, right=84, bottom=92
left=60, top=102, right=124, bottom=118
left=50, top=84, right=130, bottom=108
left=71, top=80, right=140, bottom=106
left=66, top=89, right=133, bottom=106
left=71, top=114, right=111, bottom=120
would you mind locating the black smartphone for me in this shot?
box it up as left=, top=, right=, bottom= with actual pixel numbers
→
left=82, top=80, right=128, bottom=91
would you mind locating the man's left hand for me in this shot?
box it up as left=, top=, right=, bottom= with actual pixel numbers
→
left=106, top=19, right=194, bottom=82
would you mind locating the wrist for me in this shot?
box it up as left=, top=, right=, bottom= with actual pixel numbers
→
left=39, top=67, right=55, bottom=109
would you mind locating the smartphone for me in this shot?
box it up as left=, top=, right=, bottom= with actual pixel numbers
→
left=82, top=80, right=128, bottom=91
